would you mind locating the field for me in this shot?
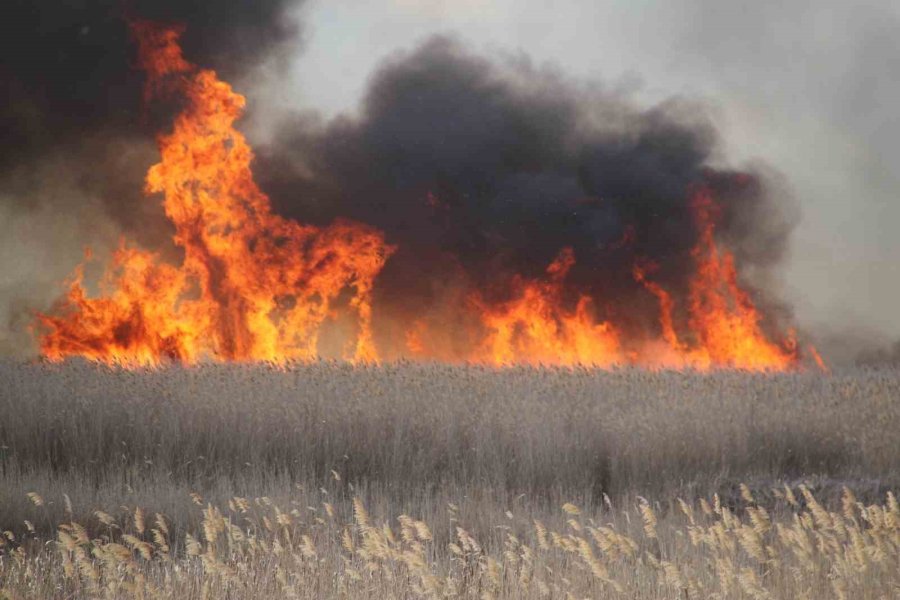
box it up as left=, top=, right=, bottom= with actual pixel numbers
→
left=1, top=361, right=899, bottom=598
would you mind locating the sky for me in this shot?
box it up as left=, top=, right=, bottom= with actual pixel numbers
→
left=280, top=0, right=900, bottom=341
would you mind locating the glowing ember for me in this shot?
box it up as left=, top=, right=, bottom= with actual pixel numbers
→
left=37, top=23, right=393, bottom=366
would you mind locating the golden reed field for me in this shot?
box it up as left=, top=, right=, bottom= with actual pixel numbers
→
left=1, top=360, right=899, bottom=599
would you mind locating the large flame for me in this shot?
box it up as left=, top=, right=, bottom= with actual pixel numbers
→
left=444, top=187, right=799, bottom=371
left=472, top=247, right=623, bottom=367
left=633, top=187, right=798, bottom=370
left=36, top=22, right=819, bottom=371
left=37, top=23, right=393, bottom=366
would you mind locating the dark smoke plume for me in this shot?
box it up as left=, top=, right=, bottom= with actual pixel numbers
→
left=256, top=36, right=799, bottom=351
left=0, top=0, right=302, bottom=173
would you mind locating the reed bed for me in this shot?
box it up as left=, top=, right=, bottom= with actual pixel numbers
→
left=3, top=484, right=900, bottom=598
left=0, top=360, right=899, bottom=597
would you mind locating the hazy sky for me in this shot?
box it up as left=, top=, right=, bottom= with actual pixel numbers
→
left=280, top=0, right=900, bottom=339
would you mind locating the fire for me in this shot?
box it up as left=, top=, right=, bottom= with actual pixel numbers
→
left=35, top=21, right=822, bottom=371
left=37, top=23, right=393, bottom=366
left=472, top=248, right=623, bottom=367
left=683, top=188, right=797, bottom=369
left=632, top=187, right=798, bottom=370
left=438, top=188, right=800, bottom=371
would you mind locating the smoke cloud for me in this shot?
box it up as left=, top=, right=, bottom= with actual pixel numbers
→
left=256, top=36, right=798, bottom=352
left=0, top=0, right=303, bottom=168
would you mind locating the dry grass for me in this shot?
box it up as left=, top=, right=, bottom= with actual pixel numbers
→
left=3, top=484, right=900, bottom=598
left=1, top=360, right=899, bottom=597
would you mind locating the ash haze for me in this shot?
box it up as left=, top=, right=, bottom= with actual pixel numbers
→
left=1, top=0, right=898, bottom=362
left=279, top=0, right=900, bottom=354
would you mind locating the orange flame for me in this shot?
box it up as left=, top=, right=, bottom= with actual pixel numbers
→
left=629, top=187, right=800, bottom=370
left=682, top=188, right=798, bottom=369
left=37, top=23, right=393, bottom=366
left=472, top=248, right=623, bottom=367
left=35, top=22, right=824, bottom=372
left=807, top=344, right=829, bottom=373
left=426, top=187, right=807, bottom=371
left=632, top=262, right=682, bottom=353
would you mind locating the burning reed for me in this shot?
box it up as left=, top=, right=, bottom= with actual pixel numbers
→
left=33, top=22, right=817, bottom=371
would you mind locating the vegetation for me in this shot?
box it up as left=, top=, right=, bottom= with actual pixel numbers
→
left=1, top=360, right=898, bottom=597
left=5, top=483, right=900, bottom=598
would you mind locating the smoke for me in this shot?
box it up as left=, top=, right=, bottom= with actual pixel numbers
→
left=0, top=155, right=124, bottom=356
left=256, top=36, right=799, bottom=352
left=0, top=0, right=303, bottom=168
left=1, top=4, right=810, bottom=361
left=0, top=0, right=307, bottom=351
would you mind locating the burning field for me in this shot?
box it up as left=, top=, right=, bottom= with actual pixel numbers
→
left=3, top=4, right=899, bottom=598
left=30, top=22, right=822, bottom=371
